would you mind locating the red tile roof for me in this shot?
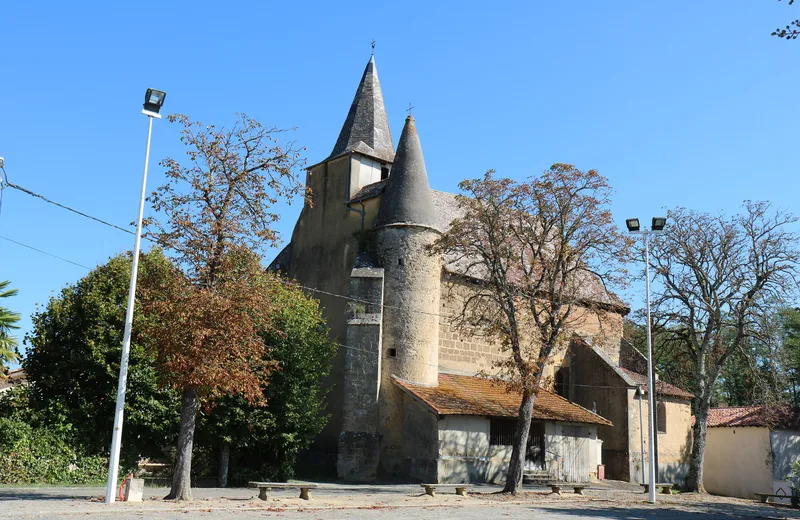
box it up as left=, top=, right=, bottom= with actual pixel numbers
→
left=708, top=405, right=800, bottom=429
left=393, top=373, right=612, bottom=426
left=619, top=368, right=694, bottom=400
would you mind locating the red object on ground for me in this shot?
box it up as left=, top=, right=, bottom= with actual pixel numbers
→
left=597, top=464, right=605, bottom=480
left=118, top=473, right=134, bottom=501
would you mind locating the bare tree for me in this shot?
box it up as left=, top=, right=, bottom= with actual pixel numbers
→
left=772, top=0, right=800, bottom=39
left=648, top=202, right=800, bottom=492
left=432, top=165, right=631, bottom=494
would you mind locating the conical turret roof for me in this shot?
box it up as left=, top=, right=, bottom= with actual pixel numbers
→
left=328, top=56, right=394, bottom=163
left=375, top=116, right=438, bottom=229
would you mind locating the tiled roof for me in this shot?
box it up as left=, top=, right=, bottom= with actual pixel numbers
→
left=0, top=368, right=26, bottom=392
left=619, top=368, right=694, bottom=400
left=393, top=373, right=612, bottom=426
left=708, top=405, right=800, bottom=429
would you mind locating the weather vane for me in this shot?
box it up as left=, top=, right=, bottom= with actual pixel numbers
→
left=371, top=39, right=375, bottom=55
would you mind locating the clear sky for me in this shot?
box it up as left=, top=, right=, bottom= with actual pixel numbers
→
left=1, top=1, right=799, bottom=361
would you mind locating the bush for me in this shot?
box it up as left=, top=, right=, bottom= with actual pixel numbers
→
left=0, top=394, right=108, bottom=485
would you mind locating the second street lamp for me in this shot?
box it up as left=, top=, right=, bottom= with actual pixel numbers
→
left=105, top=88, right=166, bottom=504
left=627, top=216, right=666, bottom=505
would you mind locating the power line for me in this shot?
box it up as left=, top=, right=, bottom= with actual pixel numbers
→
left=2, top=180, right=135, bottom=235
left=0, top=235, right=92, bottom=270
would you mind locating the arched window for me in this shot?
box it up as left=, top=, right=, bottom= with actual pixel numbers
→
left=657, top=401, right=667, bottom=434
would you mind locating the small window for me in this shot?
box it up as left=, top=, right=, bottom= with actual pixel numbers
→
left=555, top=367, right=570, bottom=398
left=490, top=418, right=517, bottom=446
left=381, top=166, right=389, bottom=180
left=657, top=401, right=667, bottom=434
left=388, top=348, right=397, bottom=358
left=398, top=258, right=404, bottom=266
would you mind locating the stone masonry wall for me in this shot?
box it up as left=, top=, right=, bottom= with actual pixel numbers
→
left=338, top=267, right=385, bottom=481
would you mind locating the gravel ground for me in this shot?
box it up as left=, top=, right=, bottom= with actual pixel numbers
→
left=2, top=481, right=799, bottom=519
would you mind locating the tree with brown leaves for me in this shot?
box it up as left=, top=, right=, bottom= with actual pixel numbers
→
left=143, top=113, right=306, bottom=501
left=431, top=165, right=631, bottom=494
left=647, top=202, right=800, bottom=492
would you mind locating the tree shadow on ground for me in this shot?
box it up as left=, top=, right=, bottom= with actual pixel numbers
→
left=533, top=502, right=800, bottom=519
left=0, top=490, right=101, bottom=501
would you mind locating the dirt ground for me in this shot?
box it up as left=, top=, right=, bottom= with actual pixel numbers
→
left=1, top=480, right=799, bottom=519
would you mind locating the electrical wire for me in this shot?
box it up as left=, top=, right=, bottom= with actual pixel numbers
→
left=2, top=180, right=134, bottom=235
left=0, top=235, right=91, bottom=270
left=0, top=167, right=642, bottom=392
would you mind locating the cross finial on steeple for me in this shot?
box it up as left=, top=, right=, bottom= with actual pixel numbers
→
left=371, top=39, right=376, bottom=55
left=406, top=103, right=414, bottom=116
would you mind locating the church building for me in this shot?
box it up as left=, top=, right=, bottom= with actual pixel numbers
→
left=270, top=55, right=693, bottom=485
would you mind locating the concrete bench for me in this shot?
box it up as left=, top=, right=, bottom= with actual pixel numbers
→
left=420, top=484, right=470, bottom=497
left=640, top=483, right=673, bottom=494
left=548, top=482, right=588, bottom=495
left=248, top=482, right=319, bottom=501
left=755, top=493, right=799, bottom=507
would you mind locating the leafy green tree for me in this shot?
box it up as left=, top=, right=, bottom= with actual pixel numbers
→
left=22, top=250, right=180, bottom=468
left=198, top=279, right=336, bottom=485
left=778, top=307, right=800, bottom=405
left=0, top=280, right=21, bottom=373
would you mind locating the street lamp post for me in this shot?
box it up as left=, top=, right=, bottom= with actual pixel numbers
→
left=105, top=89, right=166, bottom=504
left=626, top=216, right=666, bottom=505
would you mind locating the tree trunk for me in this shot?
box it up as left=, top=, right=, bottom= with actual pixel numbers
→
left=165, top=388, right=199, bottom=500
left=686, top=399, right=709, bottom=493
left=217, top=443, right=230, bottom=488
left=502, top=389, right=536, bottom=494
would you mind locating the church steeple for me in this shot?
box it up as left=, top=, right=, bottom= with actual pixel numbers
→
left=375, top=116, right=438, bottom=229
left=329, top=56, right=395, bottom=163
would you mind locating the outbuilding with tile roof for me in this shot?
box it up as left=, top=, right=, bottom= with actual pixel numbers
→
left=703, top=405, right=800, bottom=501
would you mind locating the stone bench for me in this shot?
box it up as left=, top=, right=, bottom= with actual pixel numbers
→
left=420, top=484, right=470, bottom=497
left=248, top=482, right=319, bottom=501
left=755, top=492, right=799, bottom=507
left=548, top=482, right=588, bottom=495
left=640, top=483, right=673, bottom=494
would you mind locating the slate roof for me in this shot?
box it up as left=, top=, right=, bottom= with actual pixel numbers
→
left=375, top=116, right=438, bottom=229
left=393, top=373, right=612, bottom=426
left=708, top=405, right=800, bottom=429
left=328, top=56, right=395, bottom=164
left=619, top=368, right=694, bottom=400
left=349, top=179, right=387, bottom=203
left=266, top=243, right=292, bottom=273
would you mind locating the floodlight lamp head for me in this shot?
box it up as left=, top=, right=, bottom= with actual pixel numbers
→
left=626, top=218, right=640, bottom=233
left=651, top=217, right=667, bottom=232
left=142, top=88, right=167, bottom=118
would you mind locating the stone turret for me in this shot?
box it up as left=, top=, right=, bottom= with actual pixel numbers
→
left=375, top=115, right=441, bottom=386
left=373, top=115, right=441, bottom=479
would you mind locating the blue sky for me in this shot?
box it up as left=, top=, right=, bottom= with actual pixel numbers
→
left=1, top=1, right=798, bottom=360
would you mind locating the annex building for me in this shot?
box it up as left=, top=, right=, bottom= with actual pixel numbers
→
left=270, top=55, right=693, bottom=485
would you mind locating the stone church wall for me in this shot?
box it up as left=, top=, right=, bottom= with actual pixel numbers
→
left=438, top=277, right=625, bottom=380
